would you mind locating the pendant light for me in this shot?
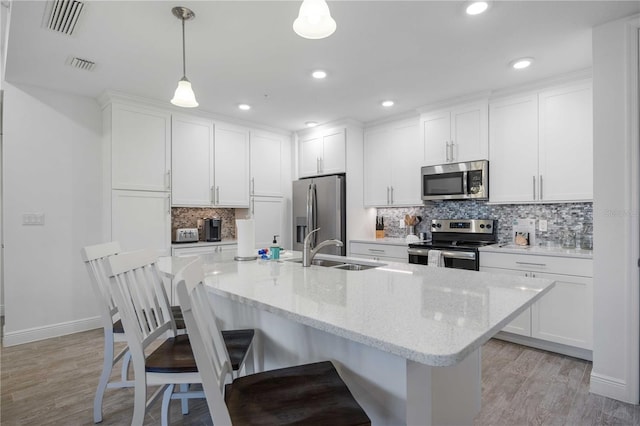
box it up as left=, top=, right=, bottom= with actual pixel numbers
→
left=170, top=6, right=198, bottom=108
left=293, top=0, right=336, bottom=39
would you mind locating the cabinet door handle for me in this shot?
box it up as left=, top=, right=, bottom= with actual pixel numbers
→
left=368, top=248, right=385, bottom=253
left=166, top=195, right=170, bottom=214
left=211, top=186, right=215, bottom=203
left=166, top=170, right=172, bottom=190
left=316, top=157, right=321, bottom=174
left=216, top=186, right=220, bottom=205
left=516, top=261, right=547, bottom=267
left=251, top=197, right=255, bottom=215
left=386, top=186, right=390, bottom=205
left=532, top=176, right=536, bottom=200
left=390, top=186, right=394, bottom=204
left=539, top=175, right=543, bottom=200
left=251, top=177, right=255, bottom=195
left=450, top=142, right=455, bottom=162
left=445, top=141, right=450, bottom=162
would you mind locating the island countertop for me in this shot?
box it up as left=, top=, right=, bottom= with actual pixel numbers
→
left=160, top=251, right=554, bottom=367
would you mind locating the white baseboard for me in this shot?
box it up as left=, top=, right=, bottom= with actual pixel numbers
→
left=494, top=331, right=593, bottom=361
left=2, top=316, right=101, bottom=347
left=590, top=372, right=634, bottom=404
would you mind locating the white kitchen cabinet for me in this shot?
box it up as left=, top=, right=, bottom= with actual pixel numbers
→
left=214, top=122, right=250, bottom=207
left=480, top=251, right=593, bottom=354
left=538, top=81, right=593, bottom=201
left=250, top=131, right=284, bottom=197
left=349, top=241, right=408, bottom=263
left=111, top=190, right=171, bottom=256
left=298, top=128, right=346, bottom=177
left=488, top=94, right=539, bottom=203
left=421, top=101, right=488, bottom=166
left=109, top=103, right=171, bottom=192
left=171, top=114, right=214, bottom=206
left=251, top=197, right=285, bottom=248
left=364, top=119, right=422, bottom=207
left=489, top=80, right=593, bottom=203
left=480, top=266, right=532, bottom=336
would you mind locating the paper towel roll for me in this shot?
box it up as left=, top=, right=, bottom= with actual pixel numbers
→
left=236, top=219, right=256, bottom=258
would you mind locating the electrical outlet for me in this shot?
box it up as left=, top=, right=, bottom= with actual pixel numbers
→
left=399, top=219, right=405, bottom=229
left=538, top=219, right=548, bottom=232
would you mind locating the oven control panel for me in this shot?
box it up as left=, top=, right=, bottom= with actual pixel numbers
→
left=430, top=219, right=495, bottom=234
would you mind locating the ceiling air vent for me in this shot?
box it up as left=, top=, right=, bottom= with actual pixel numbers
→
left=68, top=57, right=95, bottom=72
left=46, top=0, right=84, bottom=35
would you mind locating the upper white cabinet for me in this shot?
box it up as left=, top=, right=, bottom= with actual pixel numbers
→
left=364, top=118, right=422, bottom=207
left=250, top=131, right=284, bottom=197
left=214, top=122, right=250, bottom=207
left=171, top=114, right=214, bottom=206
left=538, top=81, right=593, bottom=201
left=490, top=80, right=593, bottom=203
left=110, top=103, right=171, bottom=192
left=299, top=128, right=346, bottom=177
left=172, top=117, right=250, bottom=208
left=421, top=101, right=488, bottom=166
left=488, top=94, right=539, bottom=203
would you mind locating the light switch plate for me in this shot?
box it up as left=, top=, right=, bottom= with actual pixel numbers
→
left=399, top=219, right=405, bottom=229
left=23, top=213, right=45, bottom=225
left=538, top=219, right=548, bottom=232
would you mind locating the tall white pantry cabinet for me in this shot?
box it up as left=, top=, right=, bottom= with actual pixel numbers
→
left=103, top=101, right=172, bottom=255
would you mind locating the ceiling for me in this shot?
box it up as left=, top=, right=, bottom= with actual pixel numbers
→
left=4, top=1, right=639, bottom=132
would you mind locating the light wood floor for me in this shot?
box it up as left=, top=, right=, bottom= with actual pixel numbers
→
left=1, top=329, right=639, bottom=425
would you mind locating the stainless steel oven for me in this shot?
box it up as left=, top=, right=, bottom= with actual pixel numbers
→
left=408, top=219, right=497, bottom=271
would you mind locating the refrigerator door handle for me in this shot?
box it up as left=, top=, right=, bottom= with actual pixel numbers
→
left=311, top=182, right=318, bottom=247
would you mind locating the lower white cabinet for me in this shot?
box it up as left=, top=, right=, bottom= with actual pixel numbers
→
left=349, top=241, right=408, bottom=263
left=251, top=196, right=285, bottom=249
left=112, top=190, right=171, bottom=256
left=480, top=251, right=593, bottom=353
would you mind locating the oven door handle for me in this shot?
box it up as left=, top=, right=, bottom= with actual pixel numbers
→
left=407, top=248, right=477, bottom=261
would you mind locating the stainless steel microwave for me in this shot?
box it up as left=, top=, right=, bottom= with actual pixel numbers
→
left=421, top=160, right=489, bottom=201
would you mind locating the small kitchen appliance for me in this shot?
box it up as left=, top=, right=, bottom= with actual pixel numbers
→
left=421, top=160, right=489, bottom=201
left=173, top=228, right=199, bottom=243
left=197, top=218, right=222, bottom=242
left=407, top=219, right=497, bottom=270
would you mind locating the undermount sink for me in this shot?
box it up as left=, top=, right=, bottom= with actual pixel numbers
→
left=287, top=257, right=385, bottom=271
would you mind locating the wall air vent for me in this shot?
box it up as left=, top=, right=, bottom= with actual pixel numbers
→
left=46, top=0, right=84, bottom=35
left=68, top=57, right=95, bottom=71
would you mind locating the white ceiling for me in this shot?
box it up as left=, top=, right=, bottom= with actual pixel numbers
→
left=4, top=1, right=639, bottom=132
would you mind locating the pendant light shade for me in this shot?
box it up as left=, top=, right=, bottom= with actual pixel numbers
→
left=170, top=7, right=198, bottom=108
left=293, top=0, right=336, bottom=39
left=171, top=77, right=198, bottom=108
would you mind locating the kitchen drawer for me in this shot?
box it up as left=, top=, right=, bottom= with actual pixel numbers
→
left=480, top=251, right=592, bottom=277
left=172, top=243, right=237, bottom=257
left=350, top=242, right=408, bottom=261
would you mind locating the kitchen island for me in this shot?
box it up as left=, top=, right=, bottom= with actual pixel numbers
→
left=160, top=251, right=554, bottom=425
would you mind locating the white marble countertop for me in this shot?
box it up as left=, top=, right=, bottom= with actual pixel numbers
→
left=479, top=243, right=593, bottom=259
left=160, top=251, right=554, bottom=367
left=350, top=237, right=410, bottom=246
left=171, top=240, right=237, bottom=248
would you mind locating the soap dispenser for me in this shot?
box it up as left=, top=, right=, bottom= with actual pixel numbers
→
left=270, top=235, right=280, bottom=260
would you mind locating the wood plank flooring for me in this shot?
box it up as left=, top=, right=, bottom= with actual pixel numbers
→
left=1, top=329, right=639, bottom=425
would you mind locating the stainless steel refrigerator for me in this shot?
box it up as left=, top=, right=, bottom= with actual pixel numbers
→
left=292, top=174, right=346, bottom=256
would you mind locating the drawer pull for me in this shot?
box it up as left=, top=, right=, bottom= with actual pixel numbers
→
left=516, top=261, right=547, bottom=267
left=368, top=248, right=385, bottom=253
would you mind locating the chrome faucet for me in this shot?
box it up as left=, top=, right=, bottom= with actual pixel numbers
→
left=302, top=228, right=344, bottom=267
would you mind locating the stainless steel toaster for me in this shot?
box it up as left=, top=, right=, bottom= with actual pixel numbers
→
left=173, top=228, right=199, bottom=243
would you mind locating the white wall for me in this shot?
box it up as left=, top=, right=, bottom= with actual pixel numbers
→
left=2, top=82, right=103, bottom=346
left=591, top=14, right=640, bottom=403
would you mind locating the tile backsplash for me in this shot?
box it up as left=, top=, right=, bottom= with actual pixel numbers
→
left=377, top=201, right=593, bottom=246
left=172, top=207, right=237, bottom=240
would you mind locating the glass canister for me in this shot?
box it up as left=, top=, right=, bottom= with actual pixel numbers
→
left=560, top=228, right=576, bottom=249
left=581, top=224, right=593, bottom=250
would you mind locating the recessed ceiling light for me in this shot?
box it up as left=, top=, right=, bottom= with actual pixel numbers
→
left=305, top=121, right=318, bottom=128
left=312, top=70, right=327, bottom=79
left=511, top=57, right=534, bottom=70
left=381, top=100, right=394, bottom=107
left=465, top=1, right=489, bottom=16
left=238, top=104, right=251, bottom=110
